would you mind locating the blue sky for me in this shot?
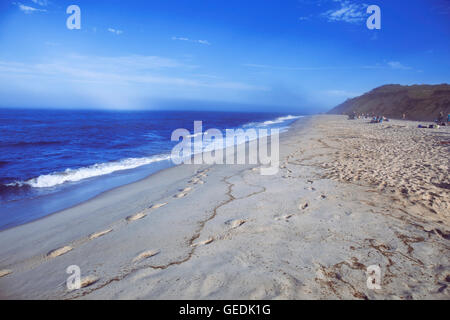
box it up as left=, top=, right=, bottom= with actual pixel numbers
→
left=0, top=0, right=449, bottom=112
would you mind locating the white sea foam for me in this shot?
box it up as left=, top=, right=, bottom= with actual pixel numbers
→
left=7, top=115, right=302, bottom=189
left=261, top=115, right=302, bottom=126
left=8, top=155, right=170, bottom=188
left=243, top=115, right=302, bottom=128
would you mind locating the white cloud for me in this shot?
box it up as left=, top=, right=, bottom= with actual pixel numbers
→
left=0, top=55, right=266, bottom=91
left=172, top=37, right=189, bottom=41
left=31, top=0, right=49, bottom=6
left=13, top=2, right=47, bottom=14
left=322, top=0, right=367, bottom=23
left=197, top=40, right=211, bottom=45
left=0, top=55, right=268, bottom=109
left=387, top=61, right=411, bottom=70
left=108, top=28, right=123, bottom=35
left=172, top=36, right=211, bottom=45
left=244, top=63, right=357, bottom=71
left=244, top=61, right=414, bottom=72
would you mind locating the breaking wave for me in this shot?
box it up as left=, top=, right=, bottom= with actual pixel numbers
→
left=4, top=114, right=302, bottom=189
left=7, top=155, right=170, bottom=188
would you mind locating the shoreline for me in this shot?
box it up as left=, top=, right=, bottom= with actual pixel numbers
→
left=0, top=115, right=301, bottom=232
left=0, top=159, right=174, bottom=232
left=0, top=115, right=448, bottom=299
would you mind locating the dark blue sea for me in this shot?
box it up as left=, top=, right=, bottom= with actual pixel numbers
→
left=0, top=109, right=302, bottom=230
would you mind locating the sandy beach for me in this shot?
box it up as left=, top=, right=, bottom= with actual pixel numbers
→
left=0, top=115, right=449, bottom=300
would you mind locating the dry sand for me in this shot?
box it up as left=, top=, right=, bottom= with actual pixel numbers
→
left=0, top=115, right=448, bottom=300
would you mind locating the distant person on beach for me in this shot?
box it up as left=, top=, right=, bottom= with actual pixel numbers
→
left=371, top=116, right=380, bottom=123
left=403, top=113, right=406, bottom=120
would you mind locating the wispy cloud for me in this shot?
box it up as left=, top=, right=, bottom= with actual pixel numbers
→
left=245, top=61, right=414, bottom=72
left=244, top=63, right=361, bottom=71
left=0, top=55, right=265, bottom=91
left=322, top=0, right=368, bottom=23
left=0, top=55, right=268, bottom=109
left=31, top=0, right=49, bottom=6
left=244, top=63, right=328, bottom=71
left=387, top=61, right=412, bottom=70
left=108, top=28, right=123, bottom=35
left=13, top=2, right=47, bottom=14
left=172, top=36, right=211, bottom=45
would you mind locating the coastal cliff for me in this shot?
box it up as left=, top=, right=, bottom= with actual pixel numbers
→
left=328, top=84, right=450, bottom=121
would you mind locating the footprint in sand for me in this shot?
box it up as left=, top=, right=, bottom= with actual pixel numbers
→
left=198, top=169, right=209, bottom=176
left=180, top=187, right=192, bottom=192
left=192, top=238, right=214, bottom=247
left=80, top=275, right=99, bottom=288
left=150, top=202, right=168, bottom=209
left=276, top=214, right=294, bottom=221
left=174, top=192, right=187, bottom=198
left=47, top=246, right=73, bottom=258
left=195, top=180, right=205, bottom=185
left=0, top=269, right=12, bottom=278
left=189, top=178, right=200, bottom=184
left=89, top=229, right=112, bottom=240
left=126, top=212, right=147, bottom=222
left=226, top=219, right=246, bottom=229
left=299, top=202, right=309, bottom=210
left=275, top=214, right=294, bottom=221
left=132, top=249, right=161, bottom=263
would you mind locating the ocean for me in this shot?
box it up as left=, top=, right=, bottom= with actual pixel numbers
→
left=0, top=109, right=302, bottom=230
